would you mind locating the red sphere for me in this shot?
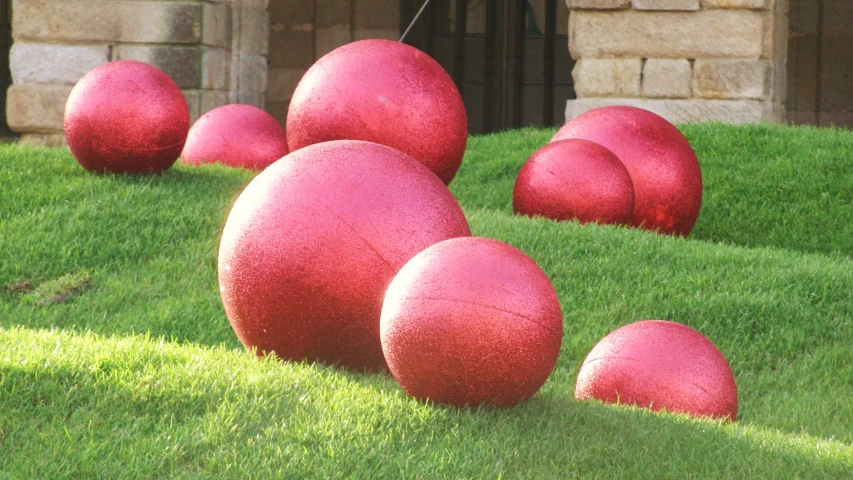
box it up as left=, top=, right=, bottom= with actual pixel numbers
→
left=181, top=104, right=288, bottom=170
left=381, top=237, right=563, bottom=408
left=552, top=106, right=702, bottom=236
left=218, top=140, right=471, bottom=372
left=513, top=139, right=634, bottom=225
left=575, top=320, right=738, bottom=421
left=286, top=39, right=467, bottom=185
left=64, top=60, right=189, bottom=174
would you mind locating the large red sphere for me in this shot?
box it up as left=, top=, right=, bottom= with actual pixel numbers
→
left=381, top=237, right=563, bottom=408
left=218, top=140, right=471, bottom=372
left=513, top=139, right=634, bottom=225
left=64, top=60, right=189, bottom=174
left=181, top=104, right=288, bottom=170
left=286, top=39, right=467, bottom=185
left=575, top=320, right=738, bottom=421
left=552, top=106, right=702, bottom=236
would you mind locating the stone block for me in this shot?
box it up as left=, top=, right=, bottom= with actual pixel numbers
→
left=202, top=2, right=232, bottom=48
left=569, top=10, right=763, bottom=59
left=235, top=91, right=265, bottom=109
left=352, top=29, right=399, bottom=41
left=182, top=90, right=202, bottom=124
left=10, top=43, right=109, bottom=86
left=701, top=0, right=767, bottom=8
left=633, top=0, right=699, bottom=10
left=13, top=0, right=202, bottom=44
left=268, top=0, right=314, bottom=68
left=265, top=101, right=289, bottom=127
left=202, top=48, right=229, bottom=90
left=238, top=53, right=269, bottom=94
left=642, top=59, right=692, bottom=98
left=18, top=133, right=68, bottom=147
left=566, top=0, right=631, bottom=8
left=113, top=46, right=203, bottom=89
left=6, top=84, right=72, bottom=132
left=693, top=59, right=771, bottom=99
left=316, top=0, right=351, bottom=28
left=200, top=90, right=228, bottom=116
left=573, top=58, right=642, bottom=97
left=240, top=6, right=270, bottom=56
left=315, top=25, right=352, bottom=58
left=565, top=97, right=776, bottom=124
left=266, top=68, right=306, bottom=102
left=354, top=0, right=400, bottom=29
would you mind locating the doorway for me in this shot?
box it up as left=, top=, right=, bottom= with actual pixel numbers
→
left=0, top=0, right=13, bottom=136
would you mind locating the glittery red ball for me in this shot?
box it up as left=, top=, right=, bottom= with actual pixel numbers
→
left=381, top=237, right=563, bottom=408
left=218, top=140, right=471, bottom=372
left=181, top=104, right=288, bottom=170
left=575, top=320, right=738, bottom=421
left=64, top=60, right=189, bottom=174
left=286, top=39, right=467, bottom=185
left=552, top=106, right=702, bottom=236
left=513, top=139, right=634, bottom=225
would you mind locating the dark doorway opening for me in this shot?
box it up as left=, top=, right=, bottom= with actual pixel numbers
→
left=787, top=0, right=853, bottom=128
left=401, top=0, right=575, bottom=134
left=0, top=0, right=13, bottom=136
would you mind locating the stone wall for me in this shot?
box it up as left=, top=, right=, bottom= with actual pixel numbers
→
left=266, top=0, right=400, bottom=125
left=565, top=0, right=788, bottom=124
left=7, top=0, right=268, bottom=146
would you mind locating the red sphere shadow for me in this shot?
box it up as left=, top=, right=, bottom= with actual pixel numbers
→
left=64, top=60, right=189, bottom=174
left=181, top=104, right=288, bottom=170
left=575, top=320, right=738, bottom=421
left=286, top=39, right=467, bottom=185
left=381, top=237, right=563, bottom=408
left=513, top=139, right=634, bottom=226
left=218, top=140, right=471, bottom=372
left=552, top=106, right=702, bottom=236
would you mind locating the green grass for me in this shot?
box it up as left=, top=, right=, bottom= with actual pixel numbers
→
left=1, top=123, right=852, bottom=478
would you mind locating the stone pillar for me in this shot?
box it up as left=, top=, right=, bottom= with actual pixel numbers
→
left=565, top=0, right=788, bottom=124
left=7, top=0, right=267, bottom=146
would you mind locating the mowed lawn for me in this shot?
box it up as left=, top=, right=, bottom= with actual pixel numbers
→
left=1, top=123, right=852, bottom=478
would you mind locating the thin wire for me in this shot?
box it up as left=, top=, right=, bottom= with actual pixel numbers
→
left=399, top=0, right=433, bottom=43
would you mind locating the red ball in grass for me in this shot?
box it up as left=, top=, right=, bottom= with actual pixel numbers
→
left=286, top=39, right=467, bottom=185
left=218, top=140, right=471, bottom=372
left=381, top=237, right=563, bottom=408
left=181, top=104, right=288, bottom=170
left=552, top=106, right=702, bottom=236
left=513, top=139, right=634, bottom=225
left=64, top=60, right=189, bottom=174
left=575, top=320, right=738, bottom=421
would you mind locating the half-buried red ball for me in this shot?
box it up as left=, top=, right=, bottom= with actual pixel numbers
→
left=575, top=320, right=738, bottom=421
left=218, top=140, right=471, bottom=372
left=64, top=60, right=189, bottom=174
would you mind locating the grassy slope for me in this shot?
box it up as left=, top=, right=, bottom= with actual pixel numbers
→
left=1, top=124, right=852, bottom=478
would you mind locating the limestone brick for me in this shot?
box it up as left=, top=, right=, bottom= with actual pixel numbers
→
left=266, top=68, right=307, bottom=102
left=569, top=10, right=763, bottom=59
left=267, top=0, right=314, bottom=68
left=316, top=0, right=351, bottom=28
left=352, top=29, right=399, bottom=41
left=632, top=0, right=699, bottom=11
left=183, top=90, right=202, bottom=124
left=315, top=25, right=352, bottom=58
left=566, top=0, right=631, bottom=9
left=236, top=91, right=265, bottom=109
left=240, top=6, right=270, bottom=56
left=701, top=0, right=767, bottom=8
left=18, top=134, right=67, bottom=147
left=693, top=59, right=771, bottom=99
left=237, top=53, right=269, bottom=94
left=354, top=0, right=399, bottom=29
left=565, top=97, right=775, bottom=123
left=265, top=101, right=289, bottom=126
left=642, top=59, right=692, bottom=98
left=10, top=43, right=109, bottom=86
left=13, top=0, right=202, bottom=44
left=202, top=48, right=229, bottom=90
left=200, top=90, right=228, bottom=116
left=6, top=85, right=72, bottom=132
left=113, top=46, right=203, bottom=89
left=202, top=2, right=232, bottom=48
left=573, top=58, right=642, bottom=97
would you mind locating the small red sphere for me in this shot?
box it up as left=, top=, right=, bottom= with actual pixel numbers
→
left=513, top=139, right=634, bottom=225
left=286, top=39, right=467, bottom=185
left=218, top=140, right=471, bottom=372
left=64, top=60, right=189, bottom=174
left=575, top=320, right=738, bottom=421
left=181, top=104, right=288, bottom=170
left=381, top=237, right=563, bottom=408
left=552, top=106, right=702, bottom=236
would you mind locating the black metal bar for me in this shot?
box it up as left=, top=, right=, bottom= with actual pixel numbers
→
left=453, top=0, right=467, bottom=97
left=513, top=0, right=526, bottom=127
left=483, top=0, right=496, bottom=132
left=543, top=0, right=557, bottom=125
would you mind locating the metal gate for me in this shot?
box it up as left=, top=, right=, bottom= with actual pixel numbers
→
left=0, top=0, right=12, bottom=136
left=401, top=0, right=574, bottom=134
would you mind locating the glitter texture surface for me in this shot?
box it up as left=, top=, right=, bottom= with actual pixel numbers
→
left=380, top=237, right=563, bottom=408
left=181, top=104, right=288, bottom=170
left=575, top=320, right=738, bottom=421
left=218, top=140, right=471, bottom=372
left=552, top=106, right=702, bottom=236
left=286, top=39, right=467, bottom=185
left=513, top=139, right=634, bottom=225
left=64, top=60, right=189, bottom=174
